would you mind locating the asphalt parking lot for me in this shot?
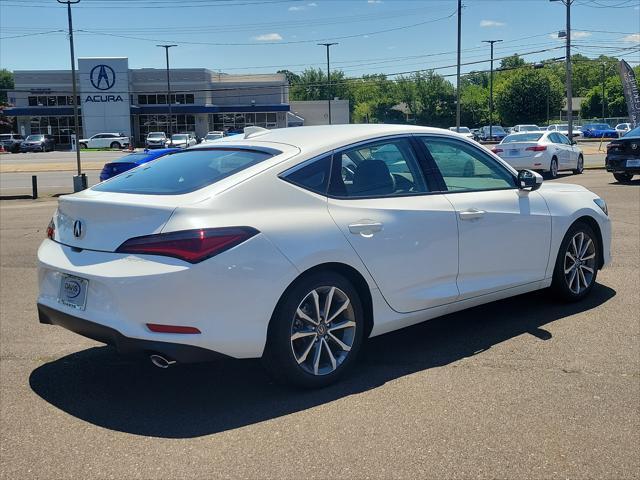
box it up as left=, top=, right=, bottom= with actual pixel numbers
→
left=0, top=170, right=638, bottom=479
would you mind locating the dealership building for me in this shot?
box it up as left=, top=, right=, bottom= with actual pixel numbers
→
left=4, top=57, right=303, bottom=147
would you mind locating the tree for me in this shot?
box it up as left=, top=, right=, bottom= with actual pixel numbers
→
left=499, top=54, right=526, bottom=71
left=460, top=84, right=489, bottom=127
left=349, top=74, right=402, bottom=123
left=495, top=68, right=564, bottom=125
left=411, top=71, right=456, bottom=127
left=0, top=69, right=14, bottom=104
left=289, top=68, right=349, bottom=103
left=277, top=69, right=300, bottom=87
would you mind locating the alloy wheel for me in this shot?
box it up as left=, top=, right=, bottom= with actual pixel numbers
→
left=563, top=231, right=596, bottom=295
left=550, top=158, right=558, bottom=178
left=290, top=286, right=356, bottom=376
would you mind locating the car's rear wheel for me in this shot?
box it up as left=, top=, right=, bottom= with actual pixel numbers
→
left=548, top=157, right=559, bottom=179
left=573, top=155, right=584, bottom=175
left=110, top=142, right=121, bottom=149
left=551, top=222, right=599, bottom=302
left=263, top=271, right=364, bottom=388
left=613, top=172, right=633, bottom=183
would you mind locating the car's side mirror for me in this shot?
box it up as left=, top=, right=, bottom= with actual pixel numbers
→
left=518, top=169, right=543, bottom=191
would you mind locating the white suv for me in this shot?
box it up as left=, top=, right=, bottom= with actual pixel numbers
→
left=79, top=133, right=130, bottom=149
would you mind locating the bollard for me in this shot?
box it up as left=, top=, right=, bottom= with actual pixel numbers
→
left=31, top=175, right=38, bottom=200
left=73, top=173, right=88, bottom=192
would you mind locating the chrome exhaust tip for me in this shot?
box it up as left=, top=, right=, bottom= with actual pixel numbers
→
left=149, top=354, right=176, bottom=369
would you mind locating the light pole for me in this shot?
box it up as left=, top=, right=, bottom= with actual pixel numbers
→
left=455, top=0, right=462, bottom=132
left=157, top=44, right=177, bottom=137
left=601, top=62, right=606, bottom=122
left=551, top=0, right=574, bottom=140
left=482, top=39, right=502, bottom=140
left=318, top=43, right=338, bottom=125
left=57, top=0, right=83, bottom=190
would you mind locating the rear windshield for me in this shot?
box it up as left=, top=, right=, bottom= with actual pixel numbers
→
left=93, top=148, right=277, bottom=195
left=502, top=133, right=543, bottom=143
left=113, top=152, right=156, bottom=163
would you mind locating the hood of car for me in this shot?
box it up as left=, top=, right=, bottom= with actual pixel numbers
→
left=539, top=182, right=589, bottom=194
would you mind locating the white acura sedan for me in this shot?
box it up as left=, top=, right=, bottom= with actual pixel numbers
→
left=492, top=131, right=584, bottom=179
left=37, top=124, right=611, bottom=387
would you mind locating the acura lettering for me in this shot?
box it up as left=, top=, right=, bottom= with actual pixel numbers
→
left=84, top=95, right=124, bottom=103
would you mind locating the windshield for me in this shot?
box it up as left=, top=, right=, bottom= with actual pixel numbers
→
left=624, top=126, right=640, bottom=137
left=93, top=148, right=278, bottom=195
left=502, top=133, right=543, bottom=144
left=26, top=135, right=44, bottom=141
left=520, top=125, right=540, bottom=132
left=585, top=124, right=610, bottom=130
left=171, top=134, right=187, bottom=141
left=488, top=126, right=505, bottom=133
left=205, top=134, right=222, bottom=140
left=147, top=133, right=165, bottom=139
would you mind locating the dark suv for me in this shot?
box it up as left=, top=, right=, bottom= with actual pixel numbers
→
left=20, top=134, right=56, bottom=152
left=606, top=125, right=640, bottom=183
left=0, top=133, right=25, bottom=153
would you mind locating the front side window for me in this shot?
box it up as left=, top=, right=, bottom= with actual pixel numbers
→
left=328, top=138, right=428, bottom=198
left=420, top=137, right=515, bottom=192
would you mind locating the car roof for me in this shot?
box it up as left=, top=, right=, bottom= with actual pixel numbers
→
left=190, top=124, right=462, bottom=156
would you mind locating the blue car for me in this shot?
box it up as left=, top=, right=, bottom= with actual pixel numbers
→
left=581, top=123, right=618, bottom=139
left=99, top=148, right=181, bottom=181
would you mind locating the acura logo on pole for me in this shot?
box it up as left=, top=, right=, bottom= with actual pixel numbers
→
left=73, top=220, right=83, bottom=238
left=90, top=64, right=116, bottom=90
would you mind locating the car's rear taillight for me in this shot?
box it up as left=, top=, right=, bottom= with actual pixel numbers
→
left=526, top=145, right=547, bottom=152
left=116, top=227, right=259, bottom=263
left=491, top=147, right=503, bottom=153
left=46, top=218, right=55, bottom=240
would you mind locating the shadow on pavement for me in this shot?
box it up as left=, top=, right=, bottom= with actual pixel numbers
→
left=30, top=284, right=616, bottom=439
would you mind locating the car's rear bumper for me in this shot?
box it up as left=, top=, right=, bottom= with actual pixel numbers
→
left=38, top=303, right=227, bottom=363
left=605, top=155, right=640, bottom=174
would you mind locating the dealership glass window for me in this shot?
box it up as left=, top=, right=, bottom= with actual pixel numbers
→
left=29, top=115, right=82, bottom=145
left=138, top=95, right=148, bottom=105
left=138, top=114, right=195, bottom=138
left=208, top=112, right=280, bottom=132
left=28, top=97, right=38, bottom=106
left=157, top=94, right=167, bottom=104
left=27, top=95, right=79, bottom=107
left=137, top=94, right=195, bottom=105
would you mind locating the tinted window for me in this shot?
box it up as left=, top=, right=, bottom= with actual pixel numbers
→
left=93, top=148, right=277, bottom=195
left=283, top=155, right=332, bottom=195
left=328, top=138, right=428, bottom=198
left=421, top=137, right=515, bottom=192
left=502, top=133, right=543, bottom=143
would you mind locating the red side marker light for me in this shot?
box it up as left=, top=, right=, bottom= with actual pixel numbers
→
left=147, top=323, right=201, bottom=334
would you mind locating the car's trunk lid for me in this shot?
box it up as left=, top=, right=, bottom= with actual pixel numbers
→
left=497, top=142, right=541, bottom=158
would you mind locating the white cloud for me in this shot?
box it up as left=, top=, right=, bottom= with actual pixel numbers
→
left=480, top=20, right=505, bottom=28
left=289, top=2, right=317, bottom=10
left=573, top=31, right=592, bottom=39
left=288, top=5, right=304, bottom=10
left=253, top=33, right=283, bottom=42
left=622, top=33, right=640, bottom=43
left=308, top=2, right=318, bottom=6
left=368, top=0, right=383, bottom=3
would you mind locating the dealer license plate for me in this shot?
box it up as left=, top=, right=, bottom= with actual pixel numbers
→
left=626, top=159, right=640, bottom=167
left=58, top=274, right=89, bottom=311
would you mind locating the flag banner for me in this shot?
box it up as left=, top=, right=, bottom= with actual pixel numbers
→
left=619, top=60, right=640, bottom=127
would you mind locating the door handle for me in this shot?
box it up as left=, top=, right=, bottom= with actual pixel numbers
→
left=459, top=208, right=486, bottom=221
left=348, top=221, right=384, bottom=236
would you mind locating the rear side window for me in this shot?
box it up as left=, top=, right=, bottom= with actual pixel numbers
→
left=282, top=155, right=332, bottom=195
left=93, top=148, right=276, bottom=195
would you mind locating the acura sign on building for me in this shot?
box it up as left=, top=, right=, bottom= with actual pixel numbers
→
left=78, top=57, right=132, bottom=138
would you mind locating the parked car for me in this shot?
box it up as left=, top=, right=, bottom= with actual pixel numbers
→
left=79, top=133, right=130, bottom=149
left=0, top=133, right=24, bottom=153
left=492, top=131, right=583, bottom=179
left=37, top=124, right=611, bottom=388
left=202, top=131, right=225, bottom=143
left=581, top=123, right=618, bottom=139
left=470, top=128, right=481, bottom=141
left=448, top=126, right=475, bottom=141
left=20, top=134, right=56, bottom=152
left=99, top=148, right=181, bottom=181
left=605, top=125, right=640, bottom=183
left=546, top=124, right=583, bottom=139
left=479, top=125, right=507, bottom=141
left=167, top=133, right=197, bottom=148
left=512, top=124, right=542, bottom=133
left=145, top=132, right=168, bottom=149
left=615, top=123, right=632, bottom=137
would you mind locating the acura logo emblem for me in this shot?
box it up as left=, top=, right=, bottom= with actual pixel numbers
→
left=632, top=143, right=638, bottom=150
left=90, top=64, right=116, bottom=91
left=73, top=220, right=83, bottom=238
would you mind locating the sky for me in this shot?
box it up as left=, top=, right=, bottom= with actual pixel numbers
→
left=1, top=0, right=639, bottom=81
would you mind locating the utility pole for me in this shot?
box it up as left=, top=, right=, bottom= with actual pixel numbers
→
left=483, top=39, right=502, bottom=140
left=455, top=0, right=462, bottom=132
left=157, top=44, right=177, bottom=137
left=551, top=0, right=574, bottom=140
left=601, top=63, right=606, bottom=122
left=57, top=0, right=83, bottom=190
left=318, top=43, right=338, bottom=125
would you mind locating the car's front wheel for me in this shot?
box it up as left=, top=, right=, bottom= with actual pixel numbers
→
left=613, top=172, right=633, bottom=183
left=551, top=222, right=599, bottom=302
left=263, top=271, right=364, bottom=388
left=110, top=142, right=121, bottom=149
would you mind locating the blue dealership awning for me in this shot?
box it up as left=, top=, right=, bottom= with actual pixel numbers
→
left=2, top=107, right=76, bottom=116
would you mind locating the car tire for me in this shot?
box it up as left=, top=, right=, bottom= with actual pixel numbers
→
left=547, top=157, right=559, bottom=179
left=551, top=221, right=599, bottom=302
left=110, top=142, right=121, bottom=149
left=573, top=155, right=584, bottom=175
left=262, top=271, right=365, bottom=388
left=79, top=143, right=87, bottom=149
left=613, top=172, right=633, bottom=183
